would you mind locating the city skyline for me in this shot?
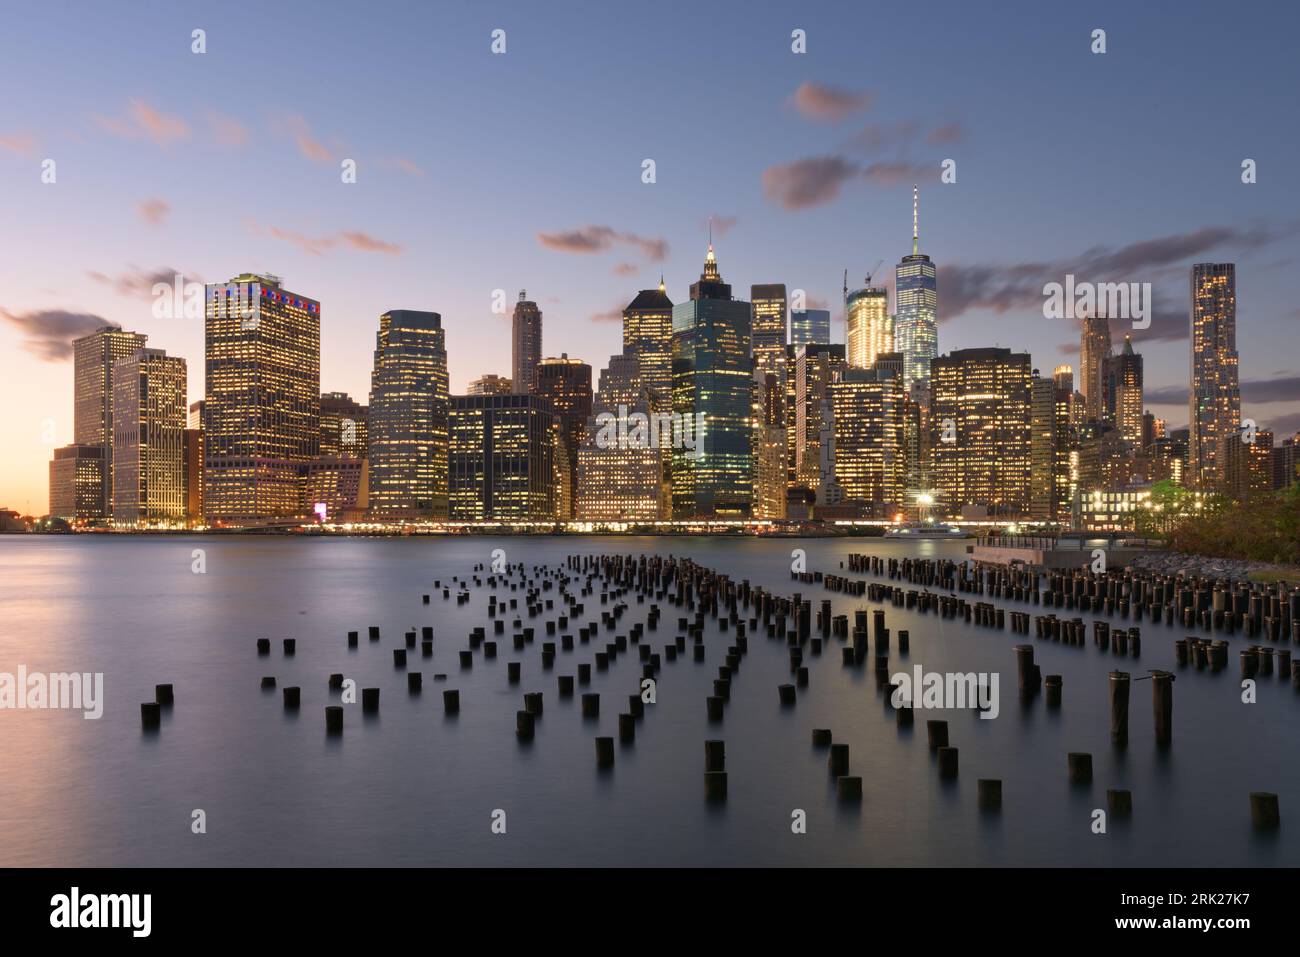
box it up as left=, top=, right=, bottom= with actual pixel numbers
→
left=4, top=0, right=1300, bottom=512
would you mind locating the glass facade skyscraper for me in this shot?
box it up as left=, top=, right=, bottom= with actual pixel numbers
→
left=790, top=309, right=830, bottom=346
left=671, top=243, right=754, bottom=518
left=1188, top=262, right=1239, bottom=490
left=368, top=310, right=450, bottom=518
left=845, top=286, right=891, bottom=370
left=204, top=273, right=320, bottom=522
left=895, top=187, right=938, bottom=391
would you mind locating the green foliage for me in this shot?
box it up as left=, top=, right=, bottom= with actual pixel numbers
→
left=1169, top=484, right=1300, bottom=566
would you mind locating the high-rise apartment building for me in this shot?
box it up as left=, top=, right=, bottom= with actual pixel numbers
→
left=671, top=242, right=754, bottom=518
left=48, top=445, right=104, bottom=521
left=112, top=348, right=188, bottom=526
left=750, top=284, right=788, bottom=382
left=575, top=353, right=662, bottom=522
left=320, top=392, right=368, bottom=459
left=830, top=364, right=905, bottom=515
left=623, top=283, right=674, bottom=412
left=1188, top=263, right=1240, bottom=490
left=1030, top=373, right=1072, bottom=522
left=1080, top=314, right=1112, bottom=422
left=511, top=292, right=542, bottom=395
left=368, top=310, right=449, bottom=519
left=845, top=284, right=891, bottom=370
left=72, top=325, right=148, bottom=518
left=930, top=347, right=1033, bottom=516
left=1108, top=335, right=1143, bottom=445
left=794, top=344, right=848, bottom=495
left=534, top=354, right=593, bottom=521
left=204, top=273, right=320, bottom=522
left=790, top=309, right=830, bottom=346
left=449, top=394, right=557, bottom=521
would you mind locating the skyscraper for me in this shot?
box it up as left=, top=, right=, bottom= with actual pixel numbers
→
left=511, top=292, right=542, bottom=395
left=930, top=348, right=1033, bottom=517
left=320, top=392, right=368, bottom=459
left=368, top=310, right=450, bottom=519
left=48, top=445, right=104, bottom=521
left=576, top=353, right=661, bottom=522
left=750, top=284, right=788, bottom=380
left=449, top=394, right=556, bottom=520
left=1079, top=314, right=1112, bottom=422
left=790, top=309, right=831, bottom=347
left=1109, top=335, right=1144, bottom=445
left=753, top=370, right=787, bottom=520
left=894, top=186, right=938, bottom=391
left=671, top=241, right=754, bottom=518
left=794, top=344, right=847, bottom=496
left=534, top=354, right=593, bottom=521
left=72, top=325, right=148, bottom=518
left=204, top=273, right=320, bottom=522
left=1189, top=262, right=1240, bottom=490
left=112, top=348, right=188, bottom=526
left=1030, top=372, right=1072, bottom=522
left=845, top=284, right=891, bottom=370
left=622, top=283, right=673, bottom=413
left=830, top=364, right=905, bottom=516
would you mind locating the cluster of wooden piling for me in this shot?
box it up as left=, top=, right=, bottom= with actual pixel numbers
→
left=137, top=545, right=1285, bottom=835
left=847, top=553, right=1300, bottom=643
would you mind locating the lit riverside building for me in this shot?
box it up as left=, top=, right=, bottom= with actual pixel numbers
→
left=623, top=282, right=673, bottom=414
left=1030, top=371, right=1073, bottom=523
left=534, top=354, right=593, bottom=521
left=1188, top=262, right=1240, bottom=490
left=319, top=391, right=368, bottom=459
left=71, top=325, right=148, bottom=519
left=112, top=348, right=188, bottom=526
left=929, top=347, right=1033, bottom=517
left=829, top=362, right=905, bottom=517
left=576, top=352, right=662, bottom=522
left=894, top=186, right=938, bottom=392
left=511, top=292, right=542, bottom=395
left=1107, top=335, right=1144, bottom=445
left=793, top=343, right=847, bottom=497
left=204, top=273, right=320, bottom=522
left=1079, top=314, right=1112, bottom=423
left=449, top=394, right=557, bottom=520
left=750, top=283, right=788, bottom=383
left=48, top=445, right=104, bottom=521
left=845, top=284, right=891, bottom=370
left=790, top=308, right=830, bottom=347
left=671, top=241, right=754, bottom=519
left=368, top=310, right=450, bottom=519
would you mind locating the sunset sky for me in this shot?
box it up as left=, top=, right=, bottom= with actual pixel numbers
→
left=2, top=0, right=1297, bottom=513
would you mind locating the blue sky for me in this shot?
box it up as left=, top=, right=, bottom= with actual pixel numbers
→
left=2, top=0, right=1298, bottom=510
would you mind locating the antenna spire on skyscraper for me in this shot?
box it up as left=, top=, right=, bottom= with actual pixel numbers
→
left=912, top=184, right=919, bottom=256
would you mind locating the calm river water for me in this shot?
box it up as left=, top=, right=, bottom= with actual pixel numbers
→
left=0, top=535, right=1293, bottom=866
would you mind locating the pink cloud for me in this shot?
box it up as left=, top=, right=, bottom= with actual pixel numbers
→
left=252, top=222, right=402, bottom=256
left=0, top=132, right=40, bottom=158
left=762, top=156, right=859, bottom=209
left=788, top=82, right=875, bottom=122
left=138, top=198, right=171, bottom=225
left=94, top=99, right=189, bottom=148
left=208, top=112, right=250, bottom=148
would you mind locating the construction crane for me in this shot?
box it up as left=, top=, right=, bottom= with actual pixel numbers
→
left=864, top=259, right=884, bottom=287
